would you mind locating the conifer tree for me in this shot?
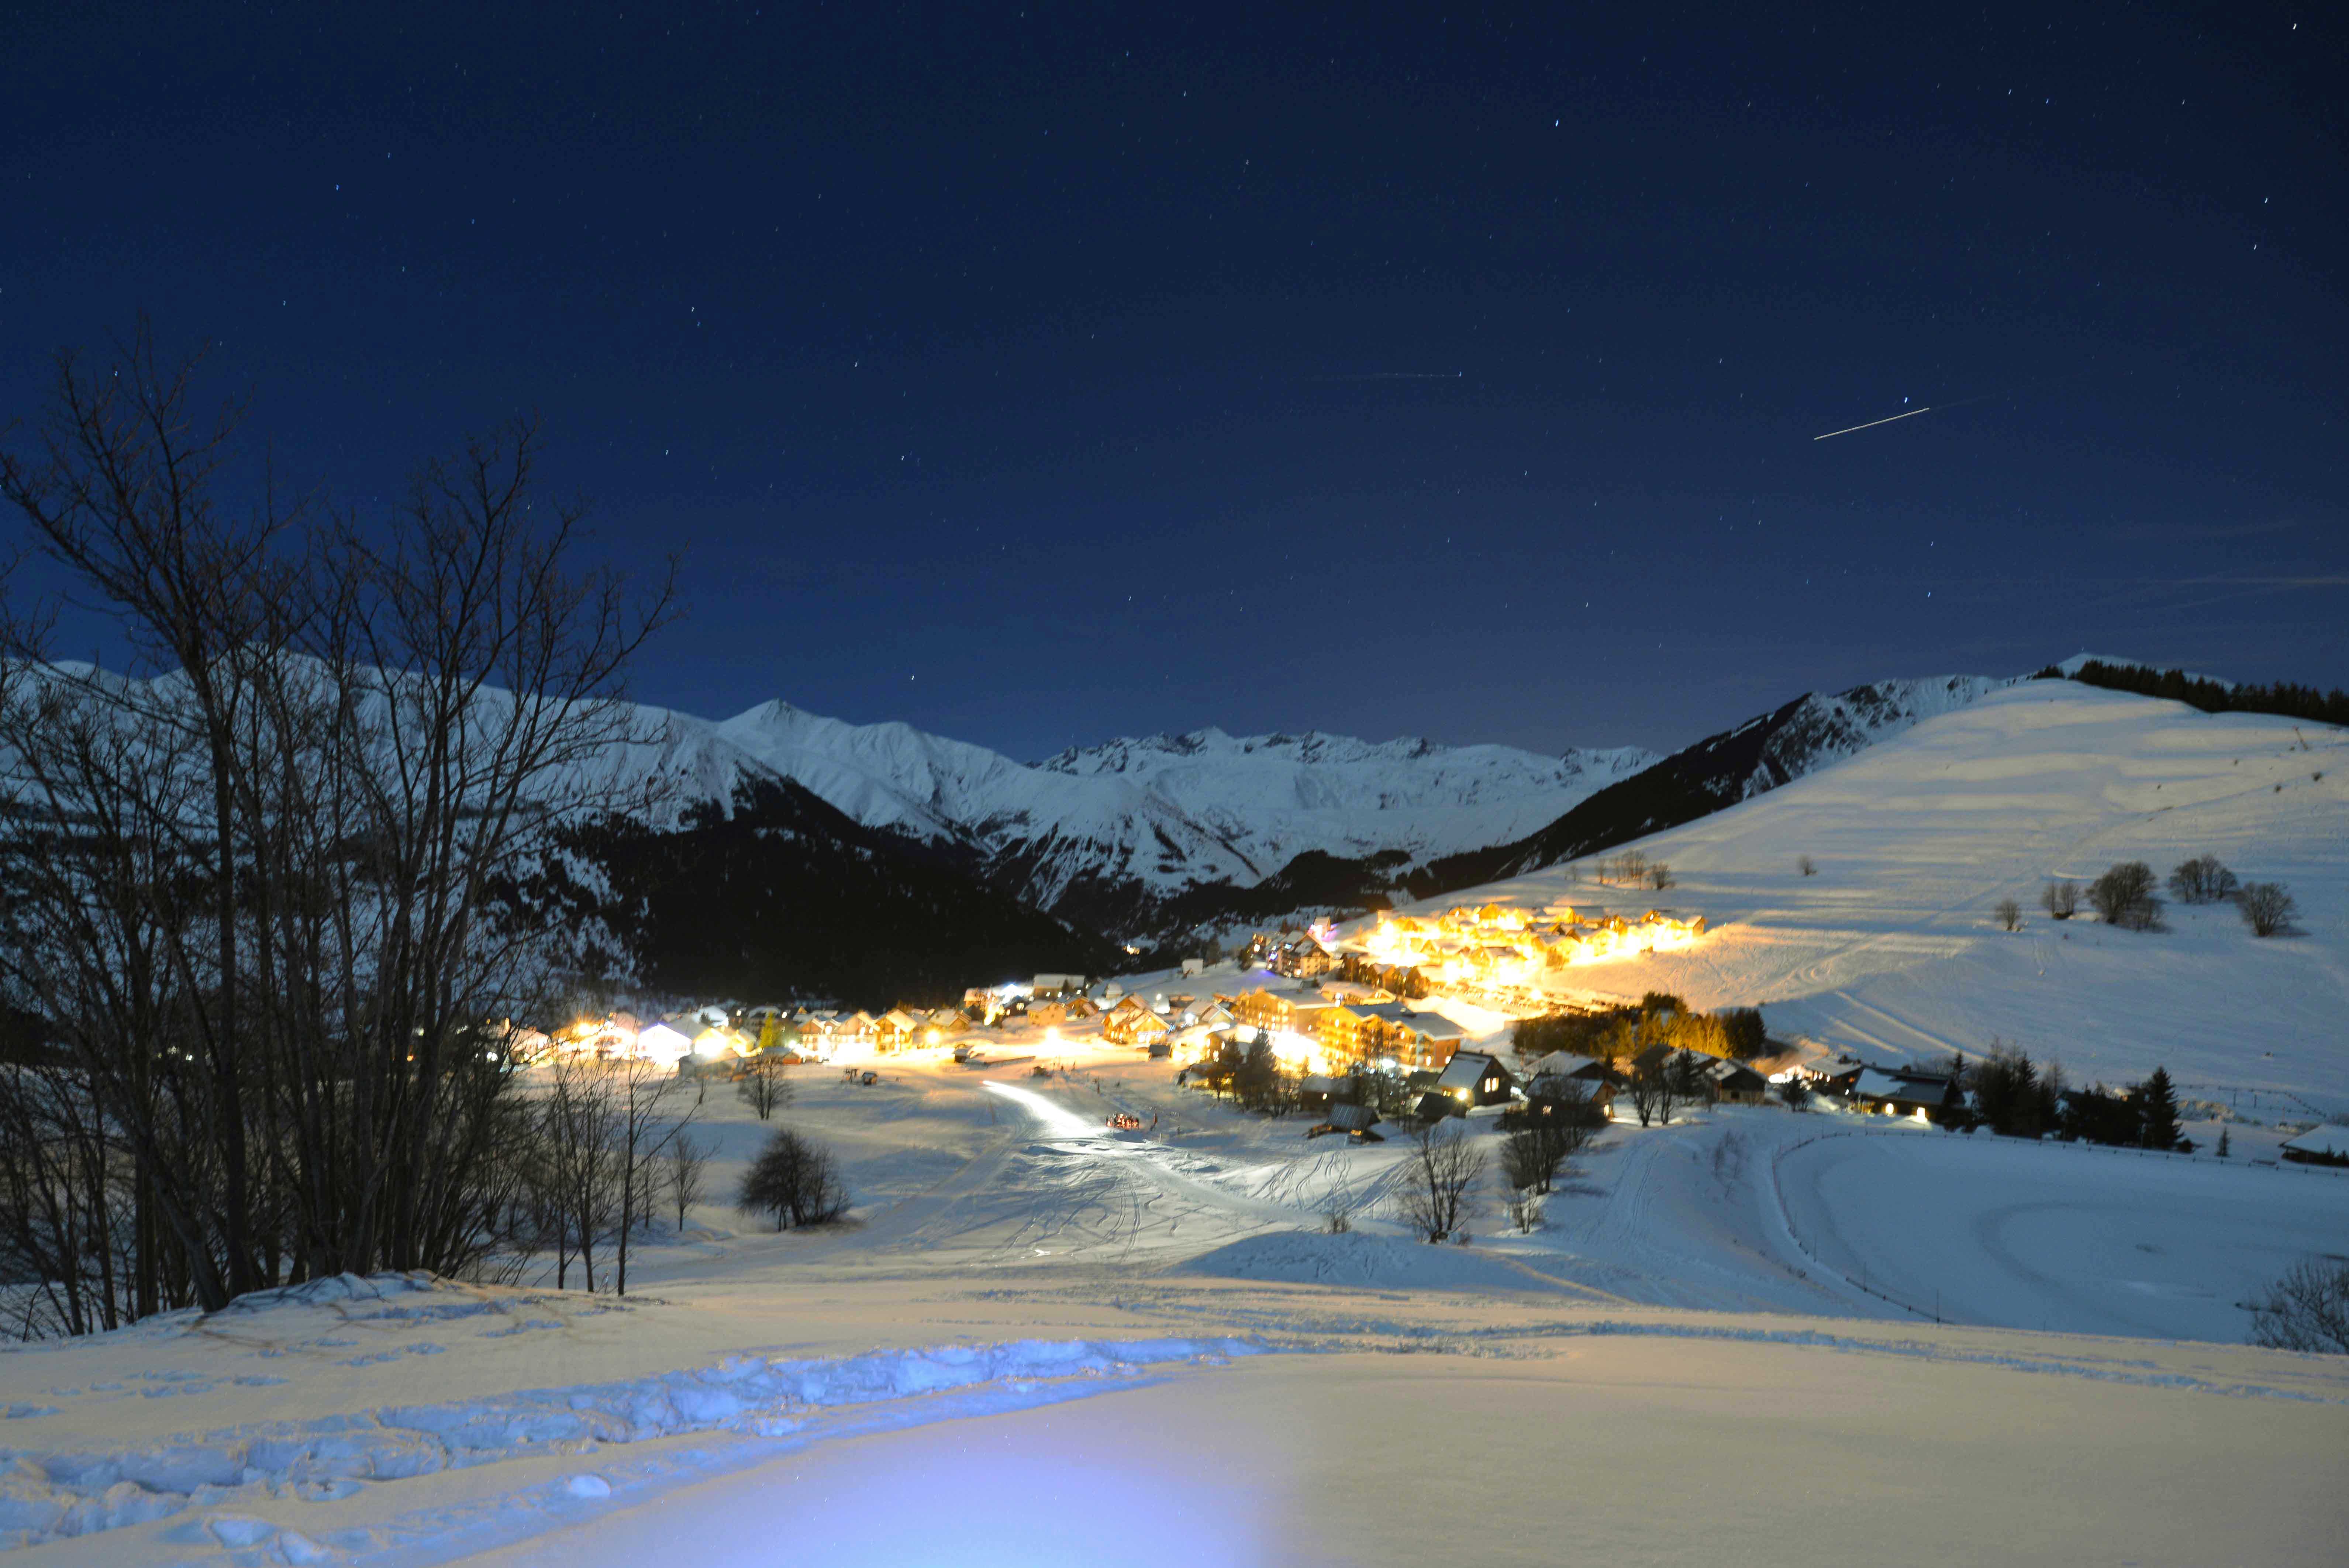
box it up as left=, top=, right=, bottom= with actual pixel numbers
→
left=2136, top=1066, right=2181, bottom=1151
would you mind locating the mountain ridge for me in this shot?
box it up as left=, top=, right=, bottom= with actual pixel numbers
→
left=581, top=673, right=2010, bottom=942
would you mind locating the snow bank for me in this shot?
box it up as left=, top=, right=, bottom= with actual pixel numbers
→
left=0, top=1312, right=1259, bottom=1552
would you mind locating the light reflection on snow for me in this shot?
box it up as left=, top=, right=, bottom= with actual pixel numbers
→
left=981, top=1079, right=1104, bottom=1140
left=520, top=1408, right=1269, bottom=1568
left=752, top=1427, right=1263, bottom=1566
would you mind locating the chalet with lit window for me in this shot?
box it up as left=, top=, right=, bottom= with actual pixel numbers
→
left=1434, top=1050, right=1515, bottom=1108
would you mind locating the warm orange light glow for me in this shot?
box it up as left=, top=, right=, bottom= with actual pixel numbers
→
left=1356, top=900, right=1705, bottom=980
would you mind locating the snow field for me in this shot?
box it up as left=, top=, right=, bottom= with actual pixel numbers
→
left=7, top=1050, right=2349, bottom=1564
left=616, top=1050, right=2349, bottom=1354
left=466, top=1341, right=2349, bottom=1568
left=1770, top=1128, right=2349, bottom=1339
left=1393, top=682, right=2349, bottom=1107
left=0, top=1296, right=1255, bottom=1554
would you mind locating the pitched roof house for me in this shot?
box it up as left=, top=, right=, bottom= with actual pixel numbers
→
left=1434, top=1050, right=1515, bottom=1107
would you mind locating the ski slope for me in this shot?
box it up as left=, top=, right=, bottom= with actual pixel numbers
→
left=1403, top=681, right=2349, bottom=1109
left=7, top=1041, right=2346, bottom=1564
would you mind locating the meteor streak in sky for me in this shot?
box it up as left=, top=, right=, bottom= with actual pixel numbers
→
left=1813, top=405, right=1935, bottom=441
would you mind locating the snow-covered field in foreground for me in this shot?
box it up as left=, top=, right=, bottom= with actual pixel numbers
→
left=7, top=1050, right=2346, bottom=1564
left=1398, top=681, right=2349, bottom=1109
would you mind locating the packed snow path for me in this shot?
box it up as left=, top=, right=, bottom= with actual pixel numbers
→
left=681, top=1056, right=2349, bottom=1347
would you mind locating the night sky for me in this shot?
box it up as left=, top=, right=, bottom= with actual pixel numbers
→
left=4, top=4, right=2342, bottom=760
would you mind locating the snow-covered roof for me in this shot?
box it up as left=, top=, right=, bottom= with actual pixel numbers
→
left=1525, top=1049, right=1585, bottom=1078
left=1351, top=1002, right=1465, bottom=1038
left=1435, top=1051, right=1504, bottom=1092
left=1852, top=1068, right=1936, bottom=1103
left=2282, top=1123, right=2349, bottom=1158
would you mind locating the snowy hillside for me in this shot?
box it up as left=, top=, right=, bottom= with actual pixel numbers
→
left=1396, top=679, right=2349, bottom=1106
left=1424, top=673, right=2005, bottom=889
left=1722, top=673, right=2005, bottom=799
left=1038, top=728, right=1657, bottom=868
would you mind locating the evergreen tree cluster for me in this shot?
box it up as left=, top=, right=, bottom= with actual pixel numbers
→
left=2036, top=660, right=2349, bottom=729
left=1184, top=1033, right=1302, bottom=1114
left=1509, top=993, right=1768, bottom=1062
left=1963, top=1042, right=2186, bottom=1150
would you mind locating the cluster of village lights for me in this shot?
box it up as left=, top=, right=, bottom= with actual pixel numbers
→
left=1357, top=901, right=1706, bottom=988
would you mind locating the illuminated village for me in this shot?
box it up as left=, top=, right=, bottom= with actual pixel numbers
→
left=506, top=897, right=1717, bottom=1119
left=1360, top=902, right=1707, bottom=989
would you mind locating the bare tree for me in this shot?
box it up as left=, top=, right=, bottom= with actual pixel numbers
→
left=2167, top=855, right=2238, bottom=904
left=2248, top=1257, right=2349, bottom=1354
left=2087, top=862, right=2162, bottom=929
left=536, top=1056, right=620, bottom=1291
left=2240, top=882, right=2297, bottom=938
left=1396, top=1122, right=1483, bottom=1243
left=737, top=1126, right=849, bottom=1230
left=1499, top=1121, right=1589, bottom=1196
left=1994, top=897, right=2022, bottom=932
left=610, top=1056, right=691, bottom=1295
left=661, top=1130, right=708, bottom=1232
left=0, top=1054, right=136, bottom=1338
left=1625, top=1052, right=1683, bottom=1127
left=1798, top=855, right=1817, bottom=877
left=2040, top=878, right=2081, bottom=919
left=0, top=323, right=674, bottom=1322
left=737, top=1055, right=795, bottom=1121
left=1647, top=862, right=1673, bottom=890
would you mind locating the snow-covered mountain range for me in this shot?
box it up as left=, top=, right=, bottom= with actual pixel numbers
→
left=588, top=672, right=2013, bottom=938
left=1038, top=729, right=1657, bottom=869
left=0, top=654, right=2024, bottom=952
left=602, top=700, right=1655, bottom=925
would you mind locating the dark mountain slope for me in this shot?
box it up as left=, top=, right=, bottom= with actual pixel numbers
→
left=548, top=777, right=1122, bottom=1008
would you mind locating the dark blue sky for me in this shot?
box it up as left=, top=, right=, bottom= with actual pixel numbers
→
left=4, top=3, right=2343, bottom=758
